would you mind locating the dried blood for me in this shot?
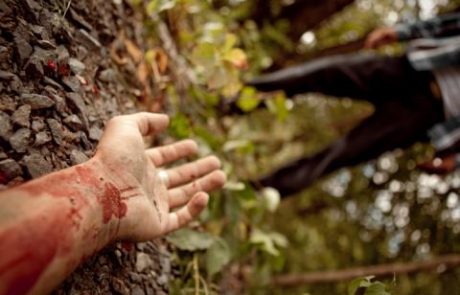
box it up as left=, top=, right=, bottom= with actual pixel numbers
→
left=0, top=208, right=73, bottom=295
left=47, top=59, right=56, bottom=71
left=100, top=183, right=127, bottom=224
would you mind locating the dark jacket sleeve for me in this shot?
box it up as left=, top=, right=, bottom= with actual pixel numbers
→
left=395, top=13, right=460, bottom=41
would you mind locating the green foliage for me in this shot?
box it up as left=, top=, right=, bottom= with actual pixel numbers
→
left=168, top=113, right=192, bottom=139
left=250, top=228, right=288, bottom=256
left=138, top=0, right=460, bottom=294
left=237, top=87, right=260, bottom=112
left=147, top=0, right=177, bottom=13
left=349, top=277, right=391, bottom=295
left=205, top=237, right=231, bottom=277
left=190, top=32, right=247, bottom=97
left=166, top=228, right=215, bottom=251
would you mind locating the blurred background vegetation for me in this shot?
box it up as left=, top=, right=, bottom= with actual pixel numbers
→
left=133, top=0, right=460, bottom=294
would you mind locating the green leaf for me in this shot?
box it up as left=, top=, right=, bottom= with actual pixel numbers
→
left=223, top=34, right=238, bottom=52
left=207, top=67, right=229, bottom=90
left=158, top=0, right=176, bottom=11
left=250, top=229, right=279, bottom=256
left=348, top=276, right=374, bottom=295
left=166, top=228, right=215, bottom=251
left=169, top=114, right=192, bottom=139
left=205, top=238, right=231, bottom=277
left=364, top=282, right=391, bottom=295
left=146, top=0, right=177, bottom=12
left=223, top=139, right=254, bottom=153
left=223, top=48, right=248, bottom=69
left=263, top=22, right=294, bottom=51
left=191, top=42, right=217, bottom=70
left=224, top=181, right=246, bottom=191
left=249, top=229, right=287, bottom=256
left=222, top=68, right=243, bottom=97
left=237, top=87, right=260, bottom=112
left=194, top=126, right=222, bottom=149
left=269, top=232, right=288, bottom=248
left=266, top=92, right=289, bottom=121
left=146, top=0, right=159, bottom=14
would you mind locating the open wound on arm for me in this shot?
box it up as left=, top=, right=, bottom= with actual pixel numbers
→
left=0, top=162, right=128, bottom=295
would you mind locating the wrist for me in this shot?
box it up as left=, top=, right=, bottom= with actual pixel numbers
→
left=76, top=157, right=129, bottom=243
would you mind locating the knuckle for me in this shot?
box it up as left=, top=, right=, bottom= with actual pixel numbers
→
left=108, top=115, right=124, bottom=125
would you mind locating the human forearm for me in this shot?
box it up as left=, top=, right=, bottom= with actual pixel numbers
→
left=0, top=157, right=122, bottom=295
left=0, top=112, right=226, bottom=295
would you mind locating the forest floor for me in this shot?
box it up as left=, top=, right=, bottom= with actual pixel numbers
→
left=0, top=0, right=171, bottom=293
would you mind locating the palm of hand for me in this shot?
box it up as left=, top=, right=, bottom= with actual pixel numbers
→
left=95, top=113, right=226, bottom=241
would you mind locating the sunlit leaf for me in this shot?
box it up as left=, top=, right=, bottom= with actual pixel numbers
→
left=223, top=48, right=248, bottom=69
left=224, top=181, right=246, bottom=191
left=261, top=187, right=280, bottom=212
left=203, top=22, right=225, bottom=40
left=158, top=0, right=176, bottom=11
left=250, top=229, right=287, bottom=256
left=269, top=232, right=288, bottom=248
left=237, top=86, right=259, bottom=112
left=147, top=0, right=177, bottom=12
left=146, top=0, right=159, bottom=14
left=223, top=33, right=238, bottom=52
left=166, top=228, right=215, bottom=251
left=223, top=139, right=254, bottom=153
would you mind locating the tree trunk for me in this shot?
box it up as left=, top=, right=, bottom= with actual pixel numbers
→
left=0, top=0, right=170, bottom=293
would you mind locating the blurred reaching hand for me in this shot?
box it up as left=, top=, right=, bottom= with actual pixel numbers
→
left=364, top=27, right=398, bottom=49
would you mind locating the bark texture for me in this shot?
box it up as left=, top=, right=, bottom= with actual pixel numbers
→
left=0, top=0, right=170, bottom=294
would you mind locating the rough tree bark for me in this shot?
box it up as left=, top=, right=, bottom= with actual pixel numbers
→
left=0, top=0, right=171, bottom=294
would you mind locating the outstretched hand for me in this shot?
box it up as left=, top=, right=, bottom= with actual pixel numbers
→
left=94, top=112, right=226, bottom=241
left=364, top=27, right=398, bottom=49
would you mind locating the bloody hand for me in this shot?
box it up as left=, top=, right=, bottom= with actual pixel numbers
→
left=93, top=112, right=226, bottom=241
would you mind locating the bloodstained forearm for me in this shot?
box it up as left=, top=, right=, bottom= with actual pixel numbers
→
left=0, top=158, right=129, bottom=295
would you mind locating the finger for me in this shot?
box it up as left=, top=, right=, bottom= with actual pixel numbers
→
left=146, top=139, right=198, bottom=166
left=365, top=34, right=378, bottom=49
left=165, top=192, right=209, bottom=233
left=166, top=156, right=221, bottom=188
left=169, top=170, right=226, bottom=208
left=114, top=112, right=169, bottom=136
left=364, top=38, right=373, bottom=49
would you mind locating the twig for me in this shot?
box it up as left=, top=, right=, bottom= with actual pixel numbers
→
left=62, top=0, right=72, bottom=19
left=199, top=276, right=209, bottom=295
left=193, top=254, right=200, bottom=295
left=272, top=254, right=460, bottom=287
left=144, top=6, right=197, bottom=90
